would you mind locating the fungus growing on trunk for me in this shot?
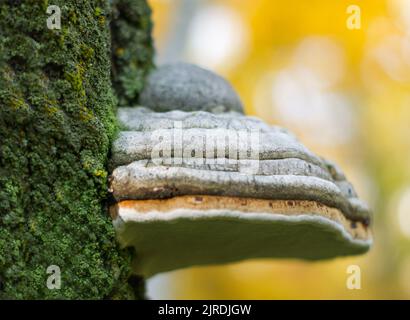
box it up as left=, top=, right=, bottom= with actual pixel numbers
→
left=109, top=63, right=372, bottom=277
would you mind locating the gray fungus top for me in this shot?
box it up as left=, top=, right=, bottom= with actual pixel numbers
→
left=139, top=63, right=244, bottom=114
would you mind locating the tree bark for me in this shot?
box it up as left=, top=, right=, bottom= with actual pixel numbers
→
left=0, top=0, right=153, bottom=299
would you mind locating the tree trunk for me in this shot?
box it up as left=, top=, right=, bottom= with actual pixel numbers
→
left=0, top=0, right=153, bottom=299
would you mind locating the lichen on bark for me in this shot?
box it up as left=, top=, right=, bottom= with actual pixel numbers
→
left=111, top=0, right=154, bottom=106
left=0, top=0, right=152, bottom=299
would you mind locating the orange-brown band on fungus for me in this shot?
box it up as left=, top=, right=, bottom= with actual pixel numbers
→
left=111, top=195, right=371, bottom=241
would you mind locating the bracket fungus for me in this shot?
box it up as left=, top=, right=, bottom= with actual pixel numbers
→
left=109, top=63, right=372, bottom=277
left=139, top=63, right=244, bottom=114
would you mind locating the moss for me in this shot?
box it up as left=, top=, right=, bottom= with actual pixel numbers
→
left=0, top=0, right=150, bottom=299
left=111, top=0, right=155, bottom=106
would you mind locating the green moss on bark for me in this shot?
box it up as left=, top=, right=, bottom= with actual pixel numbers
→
left=111, top=0, right=154, bottom=106
left=0, top=0, right=151, bottom=299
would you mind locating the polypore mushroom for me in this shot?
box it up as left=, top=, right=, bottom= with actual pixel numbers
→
left=109, top=63, right=372, bottom=277
left=139, top=63, right=244, bottom=113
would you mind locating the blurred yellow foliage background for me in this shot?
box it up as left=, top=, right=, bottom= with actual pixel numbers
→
left=147, top=0, right=410, bottom=299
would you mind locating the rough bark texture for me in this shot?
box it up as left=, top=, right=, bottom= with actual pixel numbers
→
left=0, top=0, right=153, bottom=299
left=111, top=0, right=154, bottom=106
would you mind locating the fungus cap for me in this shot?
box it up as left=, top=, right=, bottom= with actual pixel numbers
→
left=139, top=63, right=244, bottom=114
left=110, top=107, right=372, bottom=277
